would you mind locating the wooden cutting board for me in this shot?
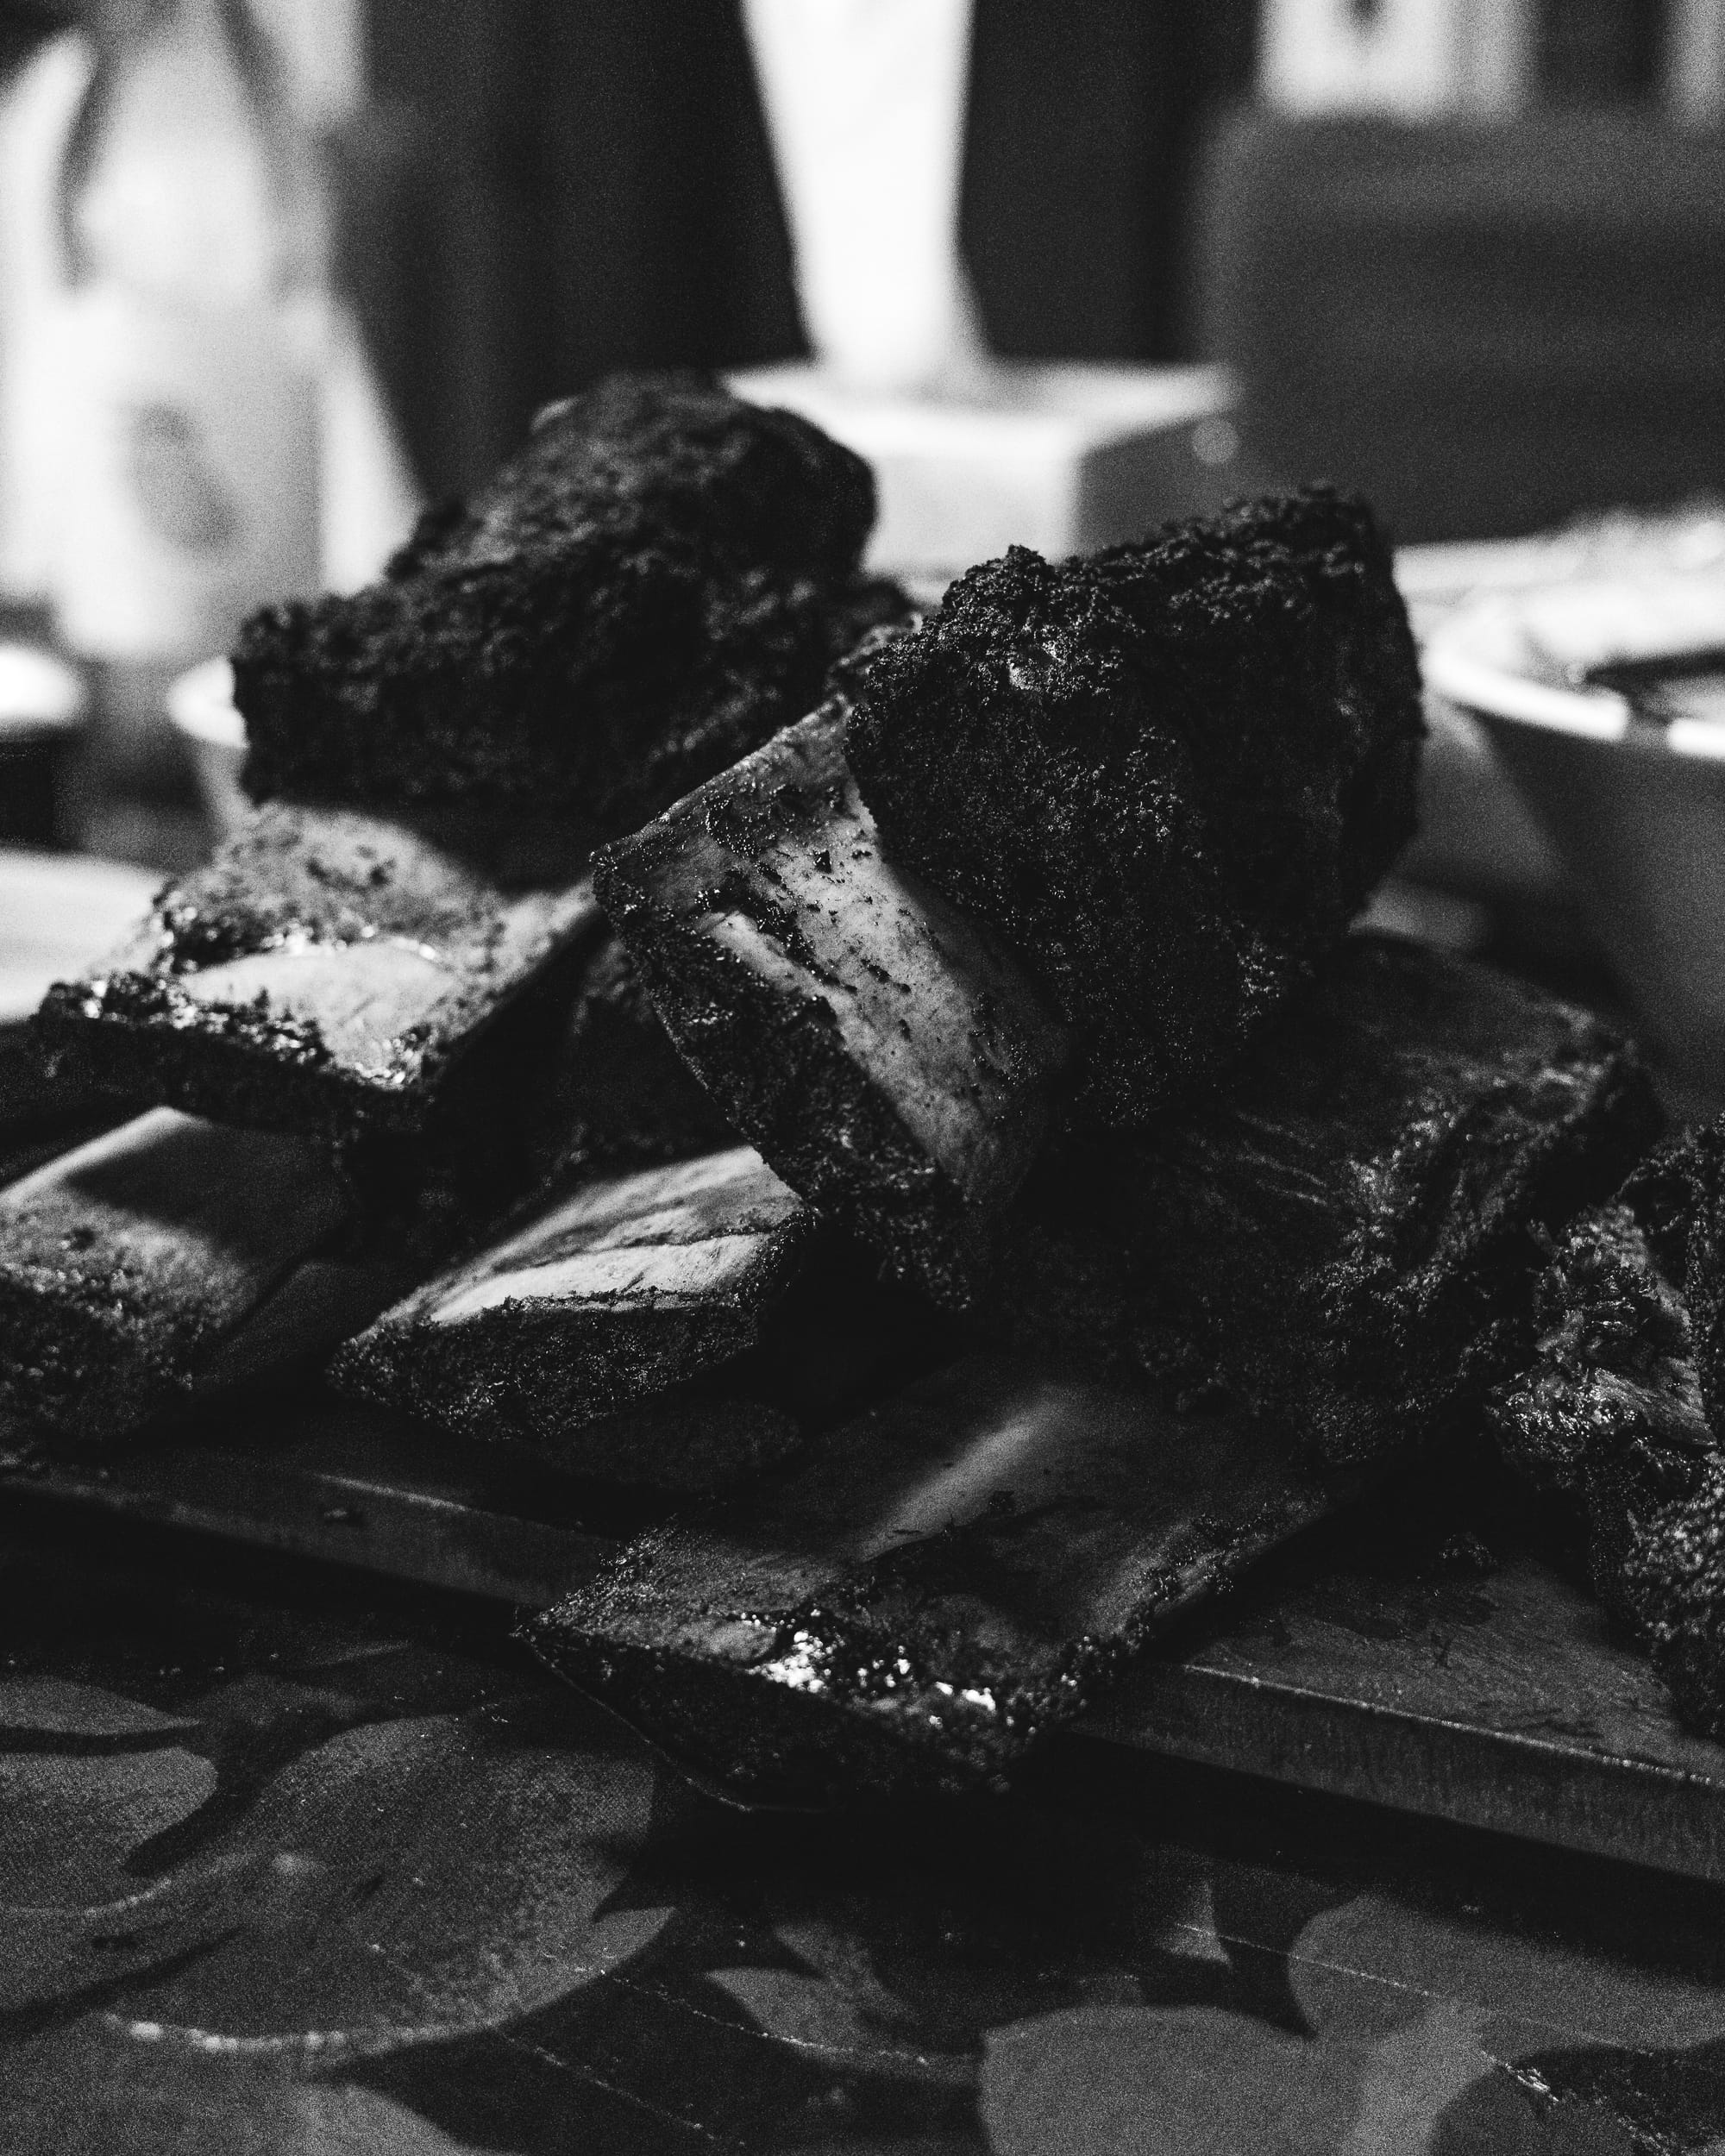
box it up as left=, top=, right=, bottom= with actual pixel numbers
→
left=5, top=1376, right=1723, bottom=1886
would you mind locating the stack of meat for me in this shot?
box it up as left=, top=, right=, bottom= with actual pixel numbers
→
left=2, top=373, right=1716, bottom=1802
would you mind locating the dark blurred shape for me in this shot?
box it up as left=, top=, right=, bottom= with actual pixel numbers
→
left=0, top=731, right=65, bottom=843
left=963, top=0, right=1257, bottom=362
left=532, top=8, right=802, bottom=392
left=0, top=0, right=72, bottom=76
left=366, top=0, right=801, bottom=500
left=359, top=4, right=555, bottom=499
left=1540, top=0, right=1665, bottom=103
left=233, top=372, right=892, bottom=828
left=1195, top=108, right=1725, bottom=542
left=325, top=96, right=442, bottom=486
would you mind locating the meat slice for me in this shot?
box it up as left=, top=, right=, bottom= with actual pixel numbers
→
left=331, top=1146, right=813, bottom=1489
left=529, top=937, right=1659, bottom=1799
left=0, top=1109, right=347, bottom=1440
left=543, top=934, right=736, bottom=1170
left=328, top=930, right=738, bottom=1263
left=1490, top=1124, right=1725, bottom=1739
left=528, top=1355, right=1337, bottom=1802
left=34, top=804, right=605, bottom=1147
left=34, top=375, right=904, bottom=1191
left=1000, top=935, right=1662, bottom=1469
left=843, top=487, right=1424, bottom=1126
left=595, top=488, right=1422, bottom=1303
left=234, top=371, right=905, bottom=830
left=593, top=697, right=1072, bottom=1309
left=0, top=1024, right=131, bottom=1190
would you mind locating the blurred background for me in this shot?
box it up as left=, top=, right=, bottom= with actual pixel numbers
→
left=374, top=0, right=1725, bottom=544
left=9, top=0, right=1721, bottom=528
left=9, top=0, right=1725, bottom=1087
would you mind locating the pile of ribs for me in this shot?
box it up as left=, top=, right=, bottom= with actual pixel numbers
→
left=3, top=369, right=1717, bottom=1802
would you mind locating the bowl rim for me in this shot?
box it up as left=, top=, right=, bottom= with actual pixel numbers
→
left=1422, top=580, right=1725, bottom=763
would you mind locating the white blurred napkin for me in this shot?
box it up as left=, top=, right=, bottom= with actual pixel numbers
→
left=742, top=0, right=991, bottom=400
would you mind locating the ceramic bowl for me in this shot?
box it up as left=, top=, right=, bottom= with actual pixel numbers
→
left=1424, top=568, right=1725, bottom=1084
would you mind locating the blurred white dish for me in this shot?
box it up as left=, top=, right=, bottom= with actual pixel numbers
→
left=0, top=642, right=83, bottom=735
left=167, top=655, right=248, bottom=837
left=0, top=846, right=157, bottom=1022
left=1424, top=568, right=1725, bottom=1082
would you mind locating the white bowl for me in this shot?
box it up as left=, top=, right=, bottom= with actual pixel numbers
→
left=166, top=656, right=248, bottom=839
left=1424, top=569, right=1725, bottom=1084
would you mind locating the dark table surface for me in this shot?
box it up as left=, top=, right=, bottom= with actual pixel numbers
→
left=6, top=673, right=1725, bottom=2148
left=4, top=1498, right=1725, bottom=2156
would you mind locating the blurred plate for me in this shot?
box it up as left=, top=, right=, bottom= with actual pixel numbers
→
left=0, top=643, right=84, bottom=737
left=0, top=848, right=159, bottom=1024
left=1396, top=509, right=1725, bottom=630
